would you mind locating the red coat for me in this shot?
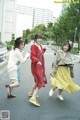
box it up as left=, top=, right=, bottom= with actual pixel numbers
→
left=30, top=44, right=47, bottom=89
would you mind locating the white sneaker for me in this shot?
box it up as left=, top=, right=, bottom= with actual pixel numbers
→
left=57, top=94, right=64, bottom=101
left=49, top=88, right=54, bottom=96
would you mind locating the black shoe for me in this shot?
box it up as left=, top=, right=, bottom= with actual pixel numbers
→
left=5, top=85, right=10, bottom=88
left=7, top=95, right=16, bottom=98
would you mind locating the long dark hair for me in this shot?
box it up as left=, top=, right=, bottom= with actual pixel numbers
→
left=14, top=37, right=24, bottom=50
left=61, top=41, right=72, bottom=52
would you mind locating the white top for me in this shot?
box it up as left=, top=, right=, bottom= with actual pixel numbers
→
left=7, top=48, right=30, bottom=72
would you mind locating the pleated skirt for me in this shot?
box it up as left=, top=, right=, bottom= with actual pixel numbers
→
left=50, top=66, right=80, bottom=93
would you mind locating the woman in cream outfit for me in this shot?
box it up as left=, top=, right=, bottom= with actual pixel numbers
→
left=49, top=41, right=80, bottom=100
left=5, top=37, right=30, bottom=98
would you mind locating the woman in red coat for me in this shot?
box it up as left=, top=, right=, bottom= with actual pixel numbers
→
left=29, top=34, right=47, bottom=107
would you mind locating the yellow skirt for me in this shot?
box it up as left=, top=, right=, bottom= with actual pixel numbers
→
left=50, top=66, right=80, bottom=93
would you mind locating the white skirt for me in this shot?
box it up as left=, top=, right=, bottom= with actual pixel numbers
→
left=8, top=65, right=20, bottom=82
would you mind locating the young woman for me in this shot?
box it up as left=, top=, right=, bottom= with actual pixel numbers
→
left=29, top=34, right=47, bottom=107
left=5, top=37, right=30, bottom=98
left=49, top=41, right=80, bottom=100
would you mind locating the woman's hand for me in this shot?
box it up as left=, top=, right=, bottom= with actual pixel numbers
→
left=37, top=61, right=42, bottom=65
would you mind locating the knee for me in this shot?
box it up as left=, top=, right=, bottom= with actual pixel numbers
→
left=14, top=81, right=20, bottom=87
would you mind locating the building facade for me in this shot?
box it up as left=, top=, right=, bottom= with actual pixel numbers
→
left=0, top=0, right=16, bottom=42
left=16, top=6, right=53, bottom=37
left=0, top=2, right=53, bottom=42
left=16, top=5, right=33, bottom=37
left=32, top=8, right=53, bottom=28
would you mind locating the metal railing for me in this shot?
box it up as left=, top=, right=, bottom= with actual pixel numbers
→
left=0, top=47, right=8, bottom=66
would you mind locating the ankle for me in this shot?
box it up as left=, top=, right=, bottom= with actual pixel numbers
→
left=58, top=89, right=63, bottom=94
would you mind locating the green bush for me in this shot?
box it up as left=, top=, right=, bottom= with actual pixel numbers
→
left=7, top=44, right=12, bottom=50
left=25, top=39, right=28, bottom=44
left=71, top=48, right=78, bottom=54
left=6, top=41, right=13, bottom=50
left=0, top=41, right=3, bottom=45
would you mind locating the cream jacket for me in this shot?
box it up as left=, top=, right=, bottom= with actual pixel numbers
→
left=50, top=49, right=74, bottom=77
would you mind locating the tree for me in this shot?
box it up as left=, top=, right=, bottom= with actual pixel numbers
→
left=10, top=33, right=15, bottom=45
left=53, top=1, right=80, bottom=45
left=31, top=24, right=47, bottom=40
left=22, top=30, right=26, bottom=41
left=46, top=22, right=54, bottom=41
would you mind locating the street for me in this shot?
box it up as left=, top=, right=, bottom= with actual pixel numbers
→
left=0, top=46, right=80, bottom=120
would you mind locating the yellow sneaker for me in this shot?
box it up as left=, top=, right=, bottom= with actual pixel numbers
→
left=35, top=99, right=40, bottom=105
left=29, top=98, right=40, bottom=107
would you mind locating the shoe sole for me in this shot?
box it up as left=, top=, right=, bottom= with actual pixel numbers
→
left=57, top=96, right=64, bottom=101
left=29, top=99, right=40, bottom=107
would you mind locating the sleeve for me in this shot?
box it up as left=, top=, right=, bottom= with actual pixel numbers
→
left=50, top=53, right=58, bottom=77
left=5, top=51, right=10, bottom=60
left=30, top=45, right=39, bottom=64
left=42, top=48, right=46, bottom=54
left=16, top=50, right=29, bottom=64
left=69, top=64, right=74, bottom=78
left=50, top=64, right=58, bottom=77
left=56, top=51, right=72, bottom=65
left=25, top=52, right=30, bottom=59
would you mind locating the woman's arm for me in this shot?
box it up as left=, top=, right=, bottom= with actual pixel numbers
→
left=30, top=45, right=39, bottom=64
left=56, top=50, right=72, bottom=65
left=16, top=50, right=29, bottom=64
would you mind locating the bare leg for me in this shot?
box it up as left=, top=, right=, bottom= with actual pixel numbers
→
left=31, top=87, right=38, bottom=99
left=29, top=87, right=40, bottom=106
left=57, top=89, right=64, bottom=101
left=28, top=83, right=37, bottom=96
left=58, top=89, right=63, bottom=95
left=5, top=81, right=19, bottom=98
left=10, top=81, right=20, bottom=88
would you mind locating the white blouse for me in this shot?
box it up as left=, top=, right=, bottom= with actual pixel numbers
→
left=7, top=48, right=30, bottom=72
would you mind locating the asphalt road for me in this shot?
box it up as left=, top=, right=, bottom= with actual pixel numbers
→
left=0, top=46, right=80, bottom=120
